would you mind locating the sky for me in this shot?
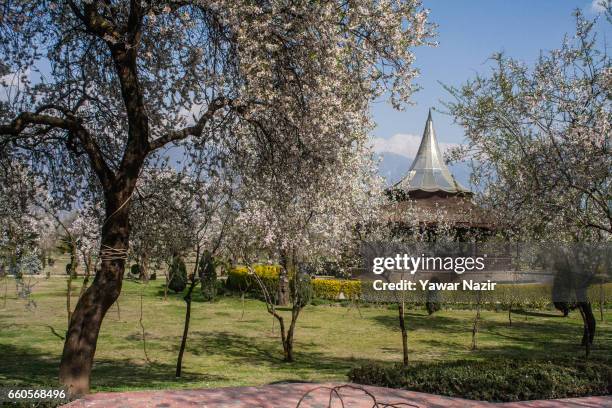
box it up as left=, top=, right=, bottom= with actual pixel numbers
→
left=371, top=0, right=610, bottom=173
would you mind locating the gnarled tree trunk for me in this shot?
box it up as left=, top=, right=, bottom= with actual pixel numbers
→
left=59, top=196, right=130, bottom=396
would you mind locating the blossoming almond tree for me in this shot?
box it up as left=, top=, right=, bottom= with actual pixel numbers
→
left=0, top=0, right=433, bottom=394
left=232, top=138, right=384, bottom=362
left=69, top=203, right=103, bottom=297
left=129, top=168, right=196, bottom=287
left=445, top=10, right=611, bottom=353
left=0, top=161, right=53, bottom=276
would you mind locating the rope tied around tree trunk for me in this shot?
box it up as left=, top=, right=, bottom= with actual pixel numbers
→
left=98, top=245, right=129, bottom=262
left=97, top=186, right=138, bottom=263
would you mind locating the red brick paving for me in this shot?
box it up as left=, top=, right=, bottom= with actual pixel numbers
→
left=63, top=382, right=611, bottom=408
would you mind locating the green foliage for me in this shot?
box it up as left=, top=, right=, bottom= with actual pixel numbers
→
left=65, top=262, right=75, bottom=277
left=130, top=264, right=141, bottom=277
left=311, top=279, right=361, bottom=300
left=290, top=272, right=313, bottom=308
left=359, top=281, right=612, bottom=310
left=3, top=277, right=612, bottom=394
left=168, top=256, right=187, bottom=293
left=199, top=252, right=217, bottom=302
left=425, top=278, right=442, bottom=315
left=349, top=360, right=612, bottom=402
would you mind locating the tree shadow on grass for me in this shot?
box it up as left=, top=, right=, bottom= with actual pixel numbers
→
left=510, top=309, right=566, bottom=318
left=369, top=312, right=468, bottom=335
left=368, top=309, right=612, bottom=362
left=0, top=343, right=226, bottom=391
left=187, top=330, right=383, bottom=378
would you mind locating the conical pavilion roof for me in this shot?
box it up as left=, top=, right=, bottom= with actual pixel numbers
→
left=393, top=109, right=469, bottom=195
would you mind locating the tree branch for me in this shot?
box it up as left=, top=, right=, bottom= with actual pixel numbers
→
left=148, top=97, right=230, bottom=152
left=0, top=110, right=115, bottom=189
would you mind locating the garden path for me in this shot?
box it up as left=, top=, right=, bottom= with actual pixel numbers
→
left=63, top=382, right=611, bottom=408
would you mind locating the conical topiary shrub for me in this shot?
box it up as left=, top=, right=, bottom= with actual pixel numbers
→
left=130, top=263, right=141, bottom=277
left=168, top=256, right=187, bottom=293
left=199, top=251, right=217, bottom=301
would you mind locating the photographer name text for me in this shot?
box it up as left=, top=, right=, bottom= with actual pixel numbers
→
left=372, top=279, right=497, bottom=291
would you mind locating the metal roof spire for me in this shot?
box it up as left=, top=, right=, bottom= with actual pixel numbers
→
left=393, top=109, right=469, bottom=195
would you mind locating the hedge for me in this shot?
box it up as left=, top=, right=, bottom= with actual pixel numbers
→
left=349, top=359, right=612, bottom=402
left=359, top=281, right=612, bottom=310
left=225, top=267, right=611, bottom=308
left=225, top=264, right=281, bottom=296
left=311, top=279, right=361, bottom=300
left=226, top=265, right=362, bottom=301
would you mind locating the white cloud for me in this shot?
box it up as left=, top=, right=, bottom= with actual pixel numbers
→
left=371, top=133, right=459, bottom=159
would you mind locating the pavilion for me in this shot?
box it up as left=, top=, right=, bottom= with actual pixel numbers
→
left=385, top=110, right=491, bottom=232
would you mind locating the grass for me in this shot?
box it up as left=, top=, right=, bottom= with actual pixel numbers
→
left=0, top=275, right=610, bottom=394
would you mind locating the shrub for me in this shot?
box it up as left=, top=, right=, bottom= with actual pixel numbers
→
left=290, top=272, right=313, bottom=308
left=346, top=280, right=612, bottom=310
left=425, top=277, right=442, bottom=315
left=311, top=278, right=361, bottom=300
left=348, top=359, right=612, bottom=402
left=65, top=262, right=75, bottom=277
left=168, top=256, right=187, bottom=293
left=199, top=252, right=217, bottom=301
left=226, top=264, right=281, bottom=297
left=130, top=263, right=141, bottom=277
left=18, top=252, right=42, bottom=275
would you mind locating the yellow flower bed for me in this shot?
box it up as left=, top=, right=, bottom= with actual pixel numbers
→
left=226, top=266, right=362, bottom=301
left=226, top=264, right=281, bottom=294
left=311, top=278, right=361, bottom=300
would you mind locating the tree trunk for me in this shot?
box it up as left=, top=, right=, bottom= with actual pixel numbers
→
left=599, top=283, right=604, bottom=322
left=176, top=247, right=200, bottom=378
left=79, top=254, right=93, bottom=298
left=508, top=302, right=512, bottom=326
left=283, top=334, right=293, bottom=362
left=471, top=292, right=482, bottom=351
left=398, top=301, right=408, bottom=367
left=578, top=301, right=595, bottom=356
left=139, top=254, right=149, bottom=282
left=59, top=200, right=130, bottom=397
left=277, top=268, right=289, bottom=306
left=283, top=306, right=302, bottom=363
left=66, top=239, right=78, bottom=324
left=176, top=279, right=196, bottom=377
left=277, top=252, right=290, bottom=306
left=66, top=274, right=73, bottom=325
left=163, top=270, right=169, bottom=301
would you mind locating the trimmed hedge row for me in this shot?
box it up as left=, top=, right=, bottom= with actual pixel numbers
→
left=225, top=265, right=281, bottom=296
left=225, top=265, right=611, bottom=308
left=311, top=279, right=361, bottom=300
left=360, top=282, right=612, bottom=309
left=225, top=265, right=361, bottom=300
left=348, top=359, right=612, bottom=402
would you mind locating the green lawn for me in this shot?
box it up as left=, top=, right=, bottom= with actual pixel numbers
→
left=0, top=276, right=610, bottom=393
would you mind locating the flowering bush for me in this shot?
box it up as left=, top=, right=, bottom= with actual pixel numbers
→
left=311, top=279, right=362, bottom=300
left=225, top=265, right=281, bottom=296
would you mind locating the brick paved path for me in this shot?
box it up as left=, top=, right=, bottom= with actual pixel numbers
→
left=64, top=382, right=611, bottom=408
